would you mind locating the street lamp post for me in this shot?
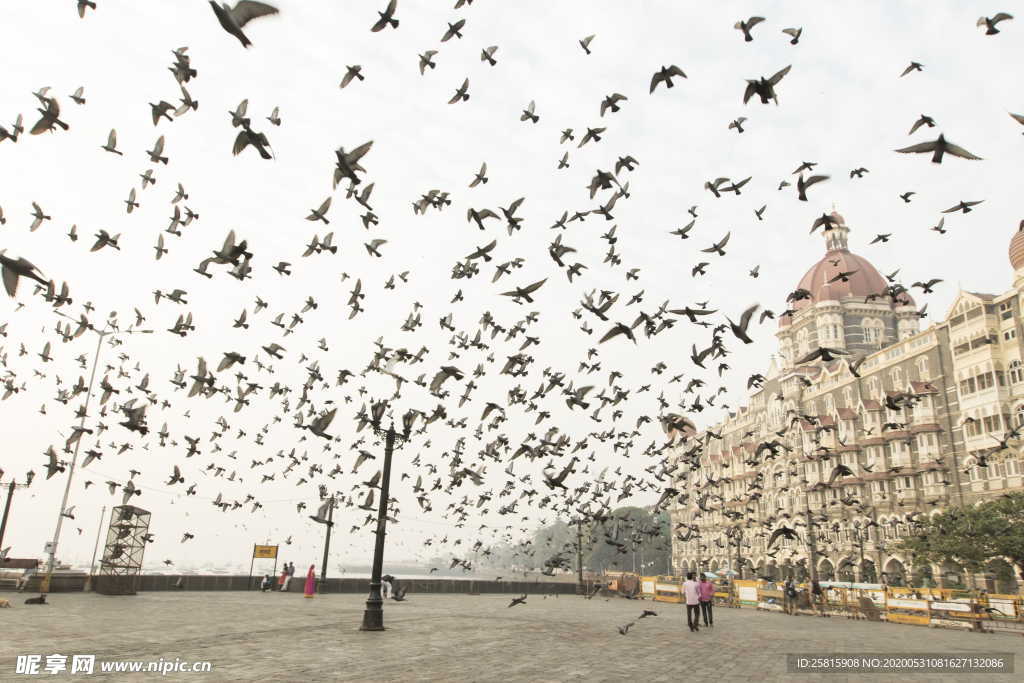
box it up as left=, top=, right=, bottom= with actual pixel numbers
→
left=575, top=518, right=585, bottom=594
left=731, top=526, right=745, bottom=580
left=319, top=496, right=335, bottom=591
left=39, top=317, right=152, bottom=594
left=852, top=523, right=867, bottom=582
left=803, top=489, right=820, bottom=584
left=0, top=479, right=30, bottom=552
left=360, top=403, right=414, bottom=632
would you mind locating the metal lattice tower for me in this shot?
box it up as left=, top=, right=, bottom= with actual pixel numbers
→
left=94, top=505, right=150, bottom=595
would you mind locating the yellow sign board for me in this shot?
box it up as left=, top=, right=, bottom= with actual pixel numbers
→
left=887, top=612, right=930, bottom=626
left=253, top=545, right=278, bottom=559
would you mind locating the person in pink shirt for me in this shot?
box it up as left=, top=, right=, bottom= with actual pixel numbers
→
left=698, top=573, right=715, bottom=627
left=682, top=572, right=701, bottom=632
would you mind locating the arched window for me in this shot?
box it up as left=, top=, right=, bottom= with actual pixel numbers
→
left=863, top=318, right=884, bottom=344
left=1017, top=404, right=1024, bottom=427
left=917, top=356, right=930, bottom=380
left=965, top=458, right=982, bottom=482
left=1010, top=360, right=1023, bottom=385
left=817, top=314, right=843, bottom=346
left=890, top=367, right=903, bottom=389
left=867, top=377, right=881, bottom=400
left=796, top=327, right=810, bottom=357
left=780, top=337, right=793, bottom=365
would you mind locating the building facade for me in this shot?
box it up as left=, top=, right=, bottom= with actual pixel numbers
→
left=670, top=213, right=1024, bottom=592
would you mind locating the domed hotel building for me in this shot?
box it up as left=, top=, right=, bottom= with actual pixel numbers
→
left=670, top=212, right=1024, bottom=592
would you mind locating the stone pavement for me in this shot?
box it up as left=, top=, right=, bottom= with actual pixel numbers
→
left=2, top=591, right=1023, bottom=682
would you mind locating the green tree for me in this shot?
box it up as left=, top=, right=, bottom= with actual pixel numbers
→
left=898, top=493, right=1024, bottom=582
left=583, top=506, right=671, bottom=575
left=985, top=493, right=1024, bottom=580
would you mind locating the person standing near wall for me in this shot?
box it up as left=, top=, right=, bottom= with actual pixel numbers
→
left=303, top=564, right=316, bottom=598
left=683, top=572, right=701, bottom=632
left=811, top=579, right=825, bottom=616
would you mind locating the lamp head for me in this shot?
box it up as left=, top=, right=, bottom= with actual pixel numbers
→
left=370, top=400, right=387, bottom=429
left=401, top=409, right=417, bottom=438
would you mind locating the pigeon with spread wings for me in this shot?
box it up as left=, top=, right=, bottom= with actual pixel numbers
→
left=0, top=251, right=50, bottom=297
left=766, top=525, right=800, bottom=550
left=743, top=65, right=791, bottom=105
left=371, top=0, right=398, bottom=32
left=501, top=279, right=546, bottom=304
left=209, top=1, right=279, bottom=48
left=650, top=65, right=686, bottom=93
left=894, top=134, right=982, bottom=163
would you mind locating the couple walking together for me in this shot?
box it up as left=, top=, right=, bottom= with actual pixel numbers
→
left=683, top=572, right=715, bottom=632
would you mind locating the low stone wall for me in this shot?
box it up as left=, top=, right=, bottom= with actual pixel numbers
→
left=140, top=574, right=580, bottom=595
left=15, top=572, right=87, bottom=593
left=1, top=572, right=584, bottom=595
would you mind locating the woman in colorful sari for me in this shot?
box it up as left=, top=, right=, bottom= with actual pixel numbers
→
left=303, top=564, right=316, bottom=598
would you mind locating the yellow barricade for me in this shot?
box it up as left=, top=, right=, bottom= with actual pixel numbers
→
left=653, top=577, right=683, bottom=604
left=758, top=587, right=784, bottom=611
left=885, top=596, right=931, bottom=626
left=986, top=594, right=1019, bottom=620
left=733, top=579, right=759, bottom=607
left=600, top=574, right=1023, bottom=630
left=639, top=576, right=657, bottom=599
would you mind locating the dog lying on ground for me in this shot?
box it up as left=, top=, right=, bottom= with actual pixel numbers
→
left=24, top=594, right=47, bottom=605
left=0, top=598, right=11, bottom=608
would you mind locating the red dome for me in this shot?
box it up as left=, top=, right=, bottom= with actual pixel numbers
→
left=780, top=211, right=913, bottom=328
left=793, top=250, right=889, bottom=308
left=1010, top=220, right=1024, bottom=270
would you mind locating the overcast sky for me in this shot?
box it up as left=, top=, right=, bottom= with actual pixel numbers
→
left=0, top=1, right=1019, bottom=571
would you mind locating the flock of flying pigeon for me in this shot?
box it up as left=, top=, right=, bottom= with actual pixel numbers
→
left=0, top=1, right=1017, bottom=624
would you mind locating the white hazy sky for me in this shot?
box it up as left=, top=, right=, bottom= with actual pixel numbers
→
left=0, top=1, right=1019, bottom=571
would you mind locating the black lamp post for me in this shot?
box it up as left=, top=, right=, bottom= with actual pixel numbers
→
left=574, top=518, right=585, bottom=594
left=852, top=522, right=871, bottom=582
left=360, top=402, right=414, bottom=632
left=803, top=491, right=821, bottom=584
left=320, top=496, right=335, bottom=590
left=0, top=479, right=30, bottom=552
left=730, top=525, right=745, bottom=580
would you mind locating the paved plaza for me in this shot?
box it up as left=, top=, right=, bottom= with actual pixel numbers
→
left=2, top=591, right=1023, bottom=682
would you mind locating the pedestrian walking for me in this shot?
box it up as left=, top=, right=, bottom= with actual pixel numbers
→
left=698, top=573, right=715, bottom=627
left=303, top=564, right=316, bottom=598
left=783, top=578, right=797, bottom=615
left=683, top=572, right=701, bottom=632
left=382, top=574, right=394, bottom=599
left=281, top=562, right=295, bottom=591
